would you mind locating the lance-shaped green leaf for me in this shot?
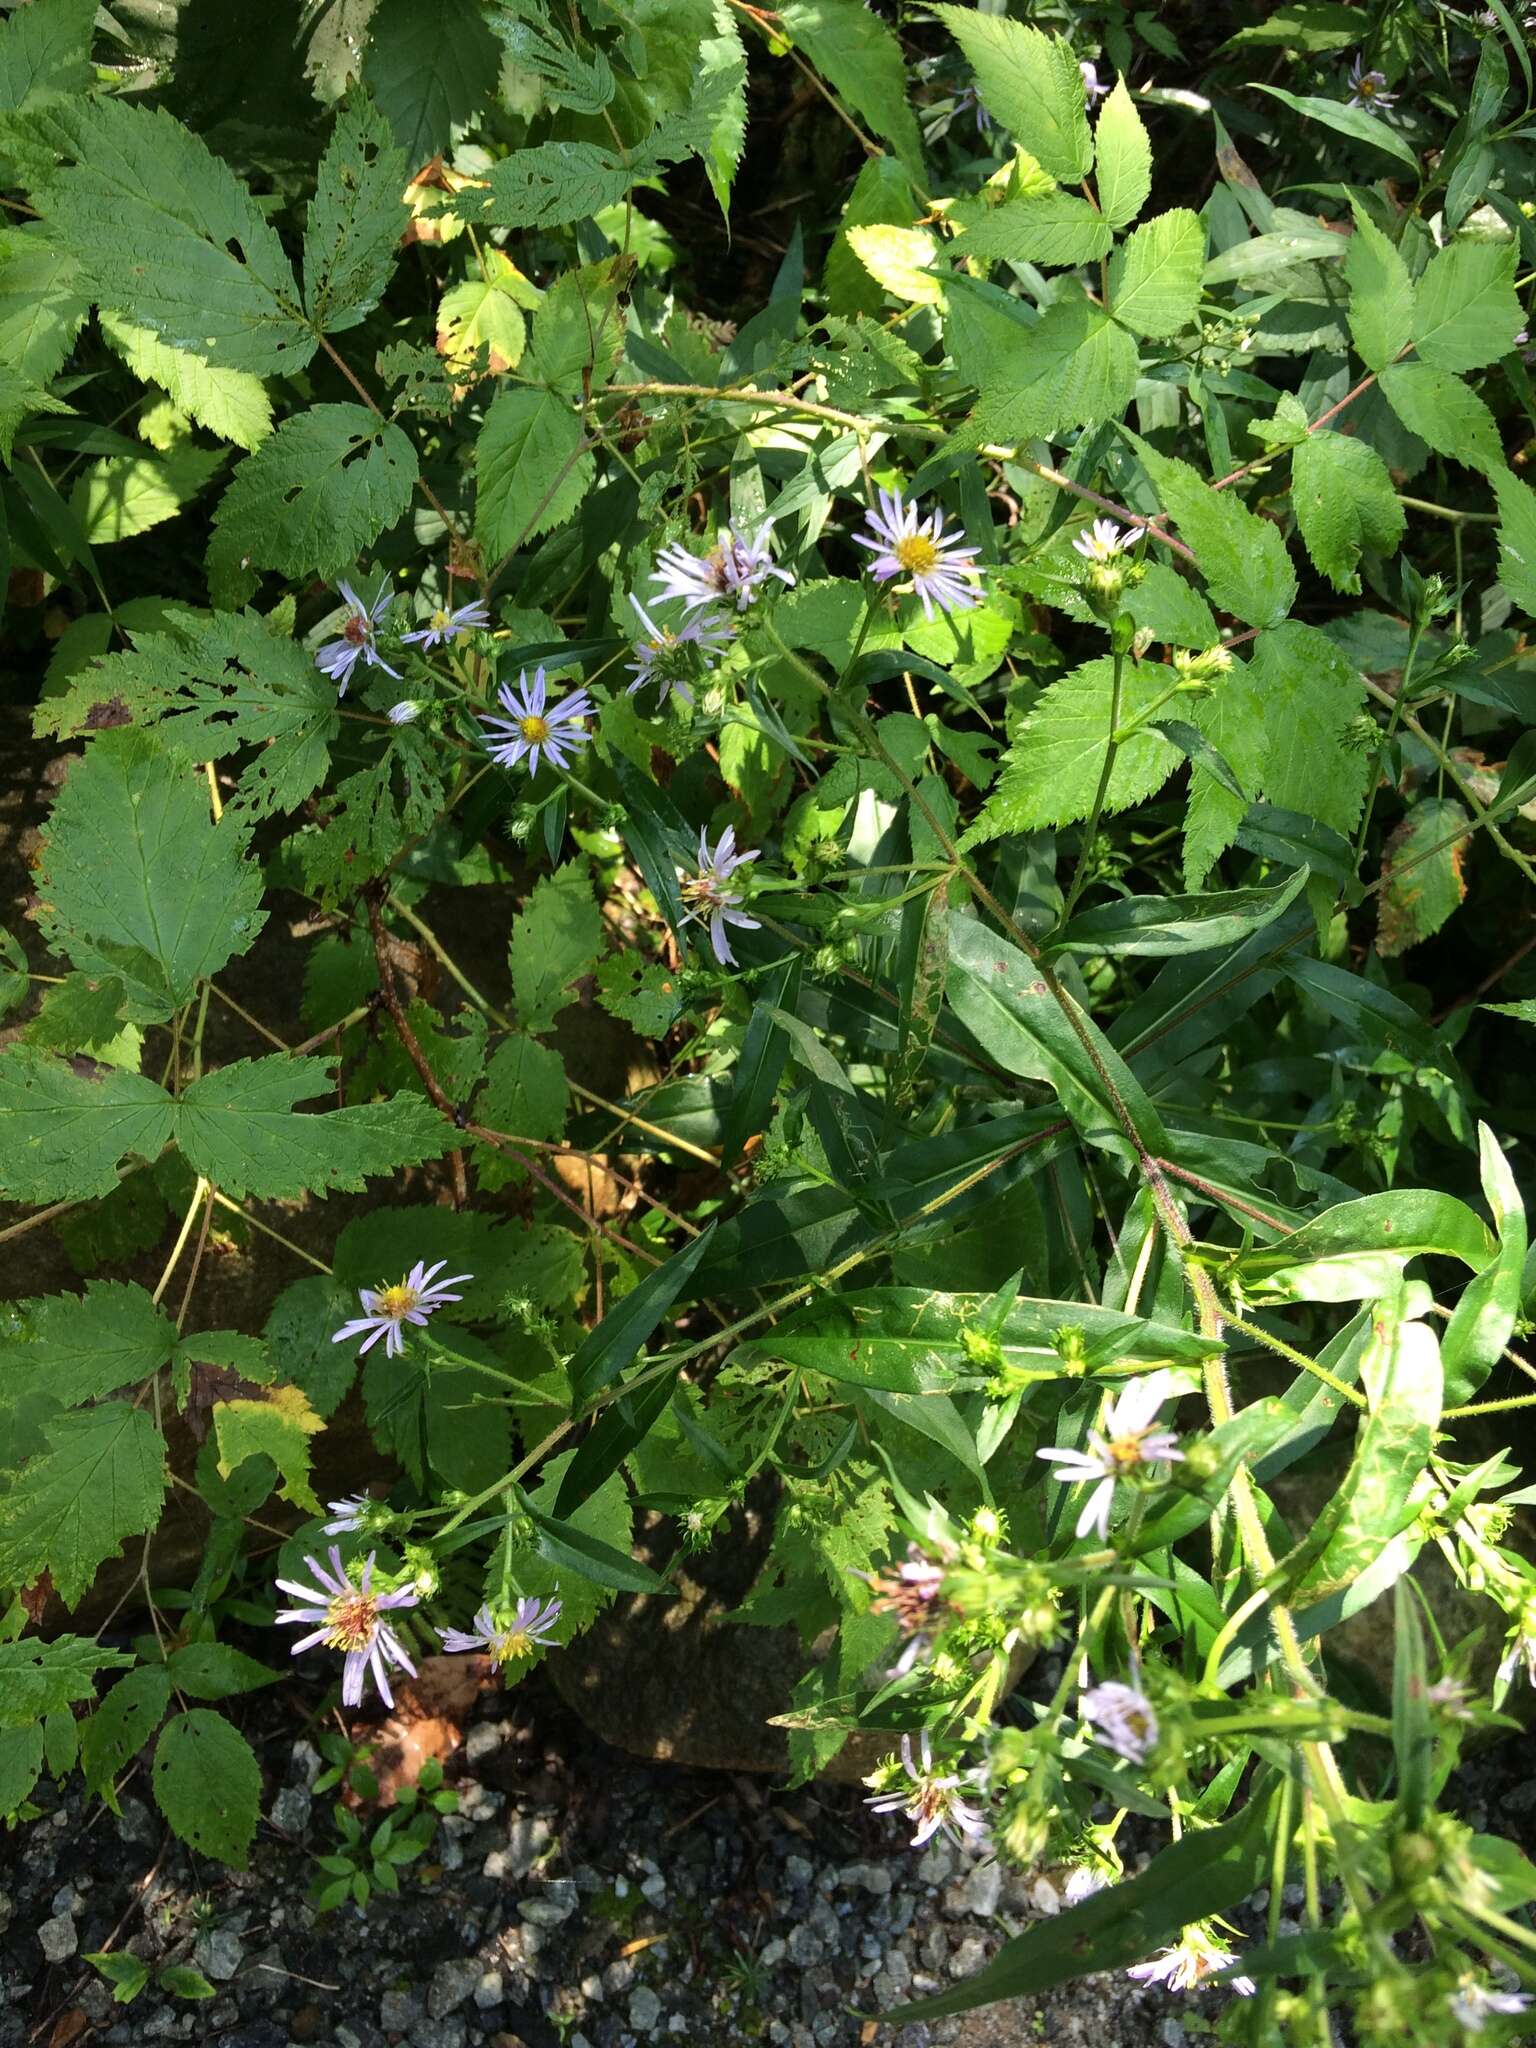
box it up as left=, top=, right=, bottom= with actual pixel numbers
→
left=39, top=608, right=339, bottom=818
left=522, top=1492, right=665, bottom=1594
left=721, top=958, right=801, bottom=1166
left=1283, top=954, right=1450, bottom=1072
left=0, top=1046, right=174, bottom=1202
left=1050, top=868, right=1309, bottom=957
left=0, top=1403, right=167, bottom=1607
left=900, top=1784, right=1278, bottom=2019
left=174, top=1056, right=454, bottom=1199
left=13, top=97, right=314, bottom=375
left=552, top=1367, right=681, bottom=1520
left=1226, top=1190, right=1492, bottom=1304
left=946, top=915, right=1168, bottom=1163
left=0, top=1280, right=174, bottom=1410
left=1343, top=201, right=1413, bottom=373
left=304, top=94, right=407, bottom=335
left=932, top=6, right=1091, bottom=181
left=1441, top=1123, right=1527, bottom=1406
left=152, top=1710, right=260, bottom=1868
left=34, top=728, right=266, bottom=1020
left=165, top=1643, right=282, bottom=1701
left=1250, top=83, right=1420, bottom=172
left=567, top=1225, right=716, bottom=1409
left=209, top=402, right=417, bottom=584
left=0, top=1636, right=133, bottom=1731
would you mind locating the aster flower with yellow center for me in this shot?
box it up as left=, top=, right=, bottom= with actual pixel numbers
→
left=652, top=519, right=795, bottom=614
left=1081, top=1677, right=1159, bottom=1762
left=439, top=1594, right=564, bottom=1664
left=625, top=594, right=734, bottom=707
left=1127, top=1922, right=1256, bottom=1997
left=679, top=825, right=760, bottom=965
left=854, top=487, right=983, bottom=620
left=1036, top=1370, right=1184, bottom=1540
left=1345, top=55, right=1397, bottom=112
left=330, top=1258, right=472, bottom=1359
left=275, top=1547, right=420, bottom=1709
left=315, top=580, right=400, bottom=695
left=864, top=1731, right=989, bottom=1849
left=478, top=666, right=594, bottom=776
left=402, top=597, right=491, bottom=649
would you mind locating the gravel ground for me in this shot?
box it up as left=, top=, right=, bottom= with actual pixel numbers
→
left=4, top=1665, right=1170, bottom=2048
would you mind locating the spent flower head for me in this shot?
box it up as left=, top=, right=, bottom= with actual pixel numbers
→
left=1449, top=1979, right=1534, bottom=2032
left=322, top=1494, right=374, bottom=1536
left=1081, top=1678, right=1159, bottom=1763
left=680, top=825, right=760, bottom=965
left=331, top=1259, right=472, bottom=1359
left=1036, top=1371, right=1185, bottom=1540
left=315, top=581, right=400, bottom=694
left=652, top=519, right=795, bottom=613
left=439, top=1594, right=563, bottom=1663
left=401, top=597, right=491, bottom=649
left=626, top=594, right=734, bottom=706
left=274, top=1546, right=419, bottom=1709
left=479, top=667, right=594, bottom=776
left=864, top=1730, right=989, bottom=1849
left=854, top=486, right=983, bottom=621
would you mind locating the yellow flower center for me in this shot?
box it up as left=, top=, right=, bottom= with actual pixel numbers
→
left=323, top=1589, right=380, bottom=1652
left=894, top=534, right=941, bottom=577
left=374, top=1282, right=420, bottom=1320
left=430, top=607, right=453, bottom=632
left=492, top=1628, right=534, bottom=1665
left=1357, top=74, right=1379, bottom=98
left=1107, top=1433, right=1148, bottom=1470
left=520, top=714, right=551, bottom=743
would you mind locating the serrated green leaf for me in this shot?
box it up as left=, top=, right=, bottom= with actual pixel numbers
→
left=436, top=255, right=532, bottom=380
left=1094, top=78, right=1151, bottom=230
left=1108, top=208, right=1203, bottom=338
left=1184, top=653, right=1271, bottom=886
left=0, top=1403, right=167, bottom=1607
left=1378, top=360, right=1504, bottom=473
left=1136, top=440, right=1297, bottom=630
left=69, top=445, right=225, bottom=547
left=1291, top=429, right=1405, bottom=593
left=0, top=929, right=25, bottom=1020
left=950, top=192, right=1112, bottom=268
left=0, top=1635, right=133, bottom=1731
left=304, top=94, right=407, bottom=335
left=0, top=225, right=88, bottom=385
left=963, top=656, right=1180, bottom=842
left=15, top=97, right=313, bottom=375
left=475, top=386, right=593, bottom=558
left=362, top=0, right=501, bottom=163
left=0, top=0, right=95, bottom=114
left=1494, top=469, right=1536, bottom=613
left=175, top=1056, right=453, bottom=1198
left=79, top=1664, right=174, bottom=1796
left=152, top=1710, right=260, bottom=1868
left=24, top=970, right=128, bottom=1056
left=209, top=402, right=417, bottom=583
left=35, top=728, right=266, bottom=1019
left=0, top=1046, right=174, bottom=1201
left=932, top=6, right=1091, bottom=182
left=1247, top=622, right=1369, bottom=839
left=0, top=1279, right=174, bottom=1410
left=779, top=0, right=925, bottom=177
left=39, top=607, right=339, bottom=817
left=1343, top=202, right=1413, bottom=374
left=1376, top=797, right=1468, bottom=956
left=1412, top=238, right=1523, bottom=374
left=473, top=1037, right=568, bottom=1167
left=213, top=1384, right=324, bottom=1514
left=511, top=863, right=605, bottom=1034
left=966, top=297, right=1139, bottom=445
left=98, top=313, right=272, bottom=451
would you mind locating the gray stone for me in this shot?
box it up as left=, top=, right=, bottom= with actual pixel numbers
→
left=193, top=1926, right=244, bottom=1981
left=629, top=1985, right=663, bottom=2034
left=603, top=1956, right=635, bottom=1996
left=838, top=1861, right=892, bottom=1896
left=784, top=1854, right=814, bottom=1890
left=408, top=2021, right=466, bottom=2048
left=519, top=1890, right=576, bottom=1928
left=472, top=1969, right=503, bottom=2011
left=116, top=1795, right=157, bottom=1846
left=946, top=1859, right=1002, bottom=1919
left=38, top=1913, right=77, bottom=1963
left=579, top=1972, right=604, bottom=2002
left=947, top=1936, right=987, bottom=1980
left=379, top=1988, right=421, bottom=2032
left=465, top=1722, right=503, bottom=1764
left=427, top=1959, right=482, bottom=2019
left=759, top=1937, right=787, bottom=1969
left=916, top=1841, right=956, bottom=1885
left=640, top=1872, right=667, bottom=1903
left=785, top=1925, right=824, bottom=1968
left=504, top=1812, right=552, bottom=1877
left=1159, top=2023, right=1188, bottom=2048
left=269, top=1784, right=312, bottom=1835
left=289, top=1738, right=323, bottom=1787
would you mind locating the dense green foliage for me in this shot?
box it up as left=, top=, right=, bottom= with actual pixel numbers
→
left=2, top=0, right=1536, bottom=2037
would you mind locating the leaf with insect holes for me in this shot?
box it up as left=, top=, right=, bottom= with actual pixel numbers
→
left=152, top=1710, right=260, bottom=1868
left=304, top=94, right=408, bottom=336
left=0, top=1404, right=167, bottom=1608
left=0, top=1635, right=133, bottom=1731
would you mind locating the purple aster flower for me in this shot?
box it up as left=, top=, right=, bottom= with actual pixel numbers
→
left=1081, top=60, right=1110, bottom=105
left=1346, top=56, right=1397, bottom=111
left=625, top=594, right=734, bottom=707
left=478, top=666, right=594, bottom=776
left=1127, top=1924, right=1256, bottom=1997
left=853, top=487, right=983, bottom=621
left=274, top=1546, right=419, bottom=1710
left=1081, top=1679, right=1159, bottom=1763
left=323, top=1494, right=372, bottom=1535
left=1036, top=1371, right=1184, bottom=1541
left=1072, top=518, right=1128, bottom=563
left=1450, top=1982, right=1535, bottom=2032
left=387, top=700, right=422, bottom=725
left=315, top=581, right=400, bottom=695
left=330, top=1258, right=472, bottom=1359
left=864, top=1730, right=989, bottom=1850
left=680, top=825, right=760, bottom=965
left=401, top=597, right=491, bottom=649
left=438, top=1594, right=563, bottom=1664
left=652, top=519, right=795, bottom=614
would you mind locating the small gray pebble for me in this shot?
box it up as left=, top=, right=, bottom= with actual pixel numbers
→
left=948, top=1936, right=987, bottom=1980
left=473, top=1968, right=503, bottom=2011
left=427, top=1958, right=482, bottom=2019
left=759, top=1937, right=787, bottom=1969
left=193, top=1925, right=243, bottom=1981
left=380, top=1988, right=421, bottom=2032
left=408, top=2020, right=466, bottom=2048
left=38, top=1913, right=77, bottom=1963
left=268, top=1784, right=312, bottom=1835
left=783, top=1854, right=815, bottom=1890
left=786, top=1925, right=824, bottom=1968
left=629, top=1984, right=663, bottom=2033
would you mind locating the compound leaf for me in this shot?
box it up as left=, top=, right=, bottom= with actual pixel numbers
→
left=932, top=6, right=1091, bottom=182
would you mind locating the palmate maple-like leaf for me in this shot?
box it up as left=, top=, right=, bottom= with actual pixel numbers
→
left=0, top=1047, right=454, bottom=1204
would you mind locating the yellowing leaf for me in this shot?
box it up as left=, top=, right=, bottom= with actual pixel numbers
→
left=213, top=1384, right=324, bottom=1514
left=436, top=250, right=540, bottom=380
left=844, top=224, right=944, bottom=306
